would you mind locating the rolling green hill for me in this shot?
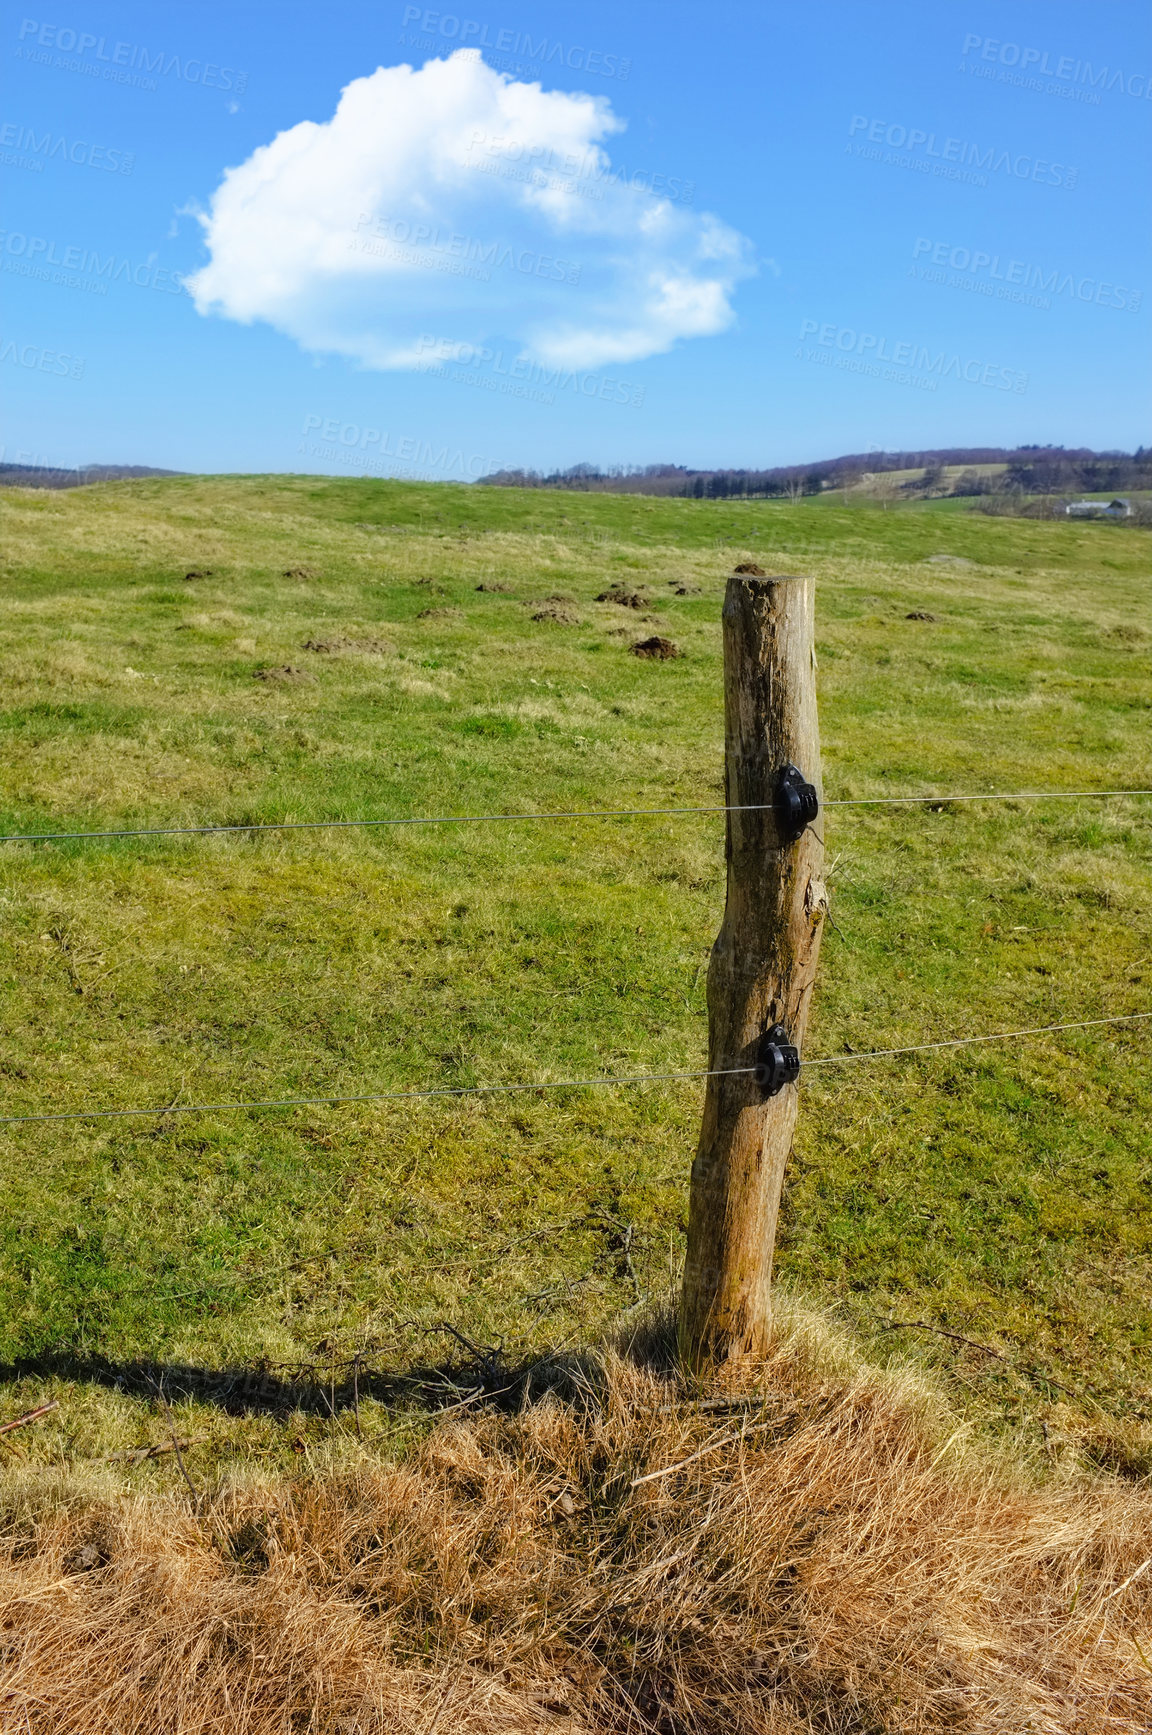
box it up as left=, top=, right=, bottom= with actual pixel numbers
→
left=0, top=473, right=1149, bottom=1476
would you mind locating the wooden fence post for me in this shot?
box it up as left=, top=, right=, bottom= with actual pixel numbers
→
left=679, top=573, right=826, bottom=1373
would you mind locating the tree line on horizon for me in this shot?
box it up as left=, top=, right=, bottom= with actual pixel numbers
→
left=477, top=446, right=1152, bottom=500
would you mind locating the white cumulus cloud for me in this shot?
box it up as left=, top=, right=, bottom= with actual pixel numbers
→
left=185, top=50, right=754, bottom=371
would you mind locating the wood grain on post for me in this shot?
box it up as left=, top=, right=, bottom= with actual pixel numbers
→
left=679, top=574, right=826, bottom=1373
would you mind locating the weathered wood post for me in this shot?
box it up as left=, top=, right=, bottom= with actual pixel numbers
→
left=679, top=573, right=826, bottom=1372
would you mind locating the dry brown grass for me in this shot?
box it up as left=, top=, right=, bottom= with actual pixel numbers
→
left=2, top=1310, right=1151, bottom=1733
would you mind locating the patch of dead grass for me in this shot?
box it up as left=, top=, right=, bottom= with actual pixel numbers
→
left=2, top=1312, right=1150, bottom=1733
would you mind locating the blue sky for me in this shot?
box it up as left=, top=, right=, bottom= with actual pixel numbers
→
left=2, top=0, right=1149, bottom=479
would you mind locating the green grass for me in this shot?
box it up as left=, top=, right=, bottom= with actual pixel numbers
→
left=0, top=474, right=1149, bottom=1479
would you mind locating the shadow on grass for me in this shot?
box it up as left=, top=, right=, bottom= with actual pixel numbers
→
left=0, top=1310, right=679, bottom=1421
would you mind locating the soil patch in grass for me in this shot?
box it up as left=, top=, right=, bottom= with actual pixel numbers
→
left=301, top=637, right=394, bottom=656
left=596, top=586, right=649, bottom=607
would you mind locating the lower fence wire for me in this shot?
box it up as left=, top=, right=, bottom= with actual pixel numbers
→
left=0, top=787, right=1150, bottom=848
left=1, top=1011, right=1147, bottom=1128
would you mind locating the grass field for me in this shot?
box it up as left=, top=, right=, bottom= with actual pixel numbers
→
left=0, top=473, right=1149, bottom=1484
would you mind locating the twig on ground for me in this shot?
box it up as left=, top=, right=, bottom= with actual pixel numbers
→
left=151, top=1377, right=200, bottom=1509
left=1103, top=1555, right=1152, bottom=1603
left=525, top=1274, right=597, bottom=1309
left=593, top=1211, right=642, bottom=1302
left=1024, top=1365, right=1080, bottom=1400
left=424, top=1322, right=506, bottom=1384
left=826, top=910, right=852, bottom=946
left=0, top=1401, right=59, bottom=1437
left=881, top=1320, right=1006, bottom=1360
left=621, top=1222, right=641, bottom=1303
left=425, top=1322, right=497, bottom=1360
left=104, top=1437, right=207, bottom=1466
left=432, top=1379, right=520, bottom=1419
left=631, top=1417, right=777, bottom=1488
left=882, top=1321, right=1085, bottom=1402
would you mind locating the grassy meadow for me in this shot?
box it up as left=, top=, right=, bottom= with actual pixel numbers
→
left=0, top=473, right=1149, bottom=1479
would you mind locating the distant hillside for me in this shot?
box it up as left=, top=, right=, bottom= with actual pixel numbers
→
left=3, top=450, right=1148, bottom=503
left=0, top=463, right=182, bottom=489
left=478, top=446, right=1152, bottom=501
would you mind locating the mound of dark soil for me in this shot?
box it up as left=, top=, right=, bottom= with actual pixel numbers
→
left=597, top=587, right=649, bottom=608
left=301, top=637, right=394, bottom=655
left=630, top=636, right=681, bottom=660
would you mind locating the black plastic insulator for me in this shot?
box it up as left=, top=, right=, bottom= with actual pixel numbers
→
left=754, top=1023, right=801, bottom=1097
left=773, top=763, right=819, bottom=844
